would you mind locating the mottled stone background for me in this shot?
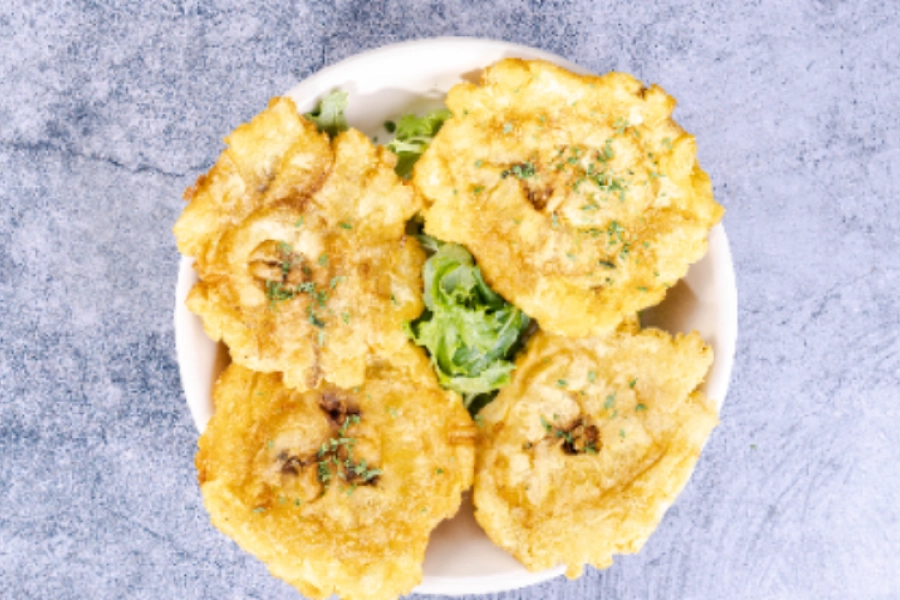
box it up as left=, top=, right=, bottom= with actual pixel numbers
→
left=1, top=1, right=898, bottom=599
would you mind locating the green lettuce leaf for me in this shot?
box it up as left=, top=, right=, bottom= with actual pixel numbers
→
left=305, top=91, right=349, bottom=138
left=405, top=236, right=530, bottom=412
left=386, top=109, right=452, bottom=179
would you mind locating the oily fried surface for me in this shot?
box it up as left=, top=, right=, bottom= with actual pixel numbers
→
left=197, top=351, right=475, bottom=600
left=174, top=97, right=424, bottom=391
left=414, top=59, right=724, bottom=337
left=473, top=328, right=718, bottom=578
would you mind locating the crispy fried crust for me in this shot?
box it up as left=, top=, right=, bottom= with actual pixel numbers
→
left=197, top=350, right=475, bottom=600
left=473, top=328, right=718, bottom=577
left=174, top=98, right=424, bottom=391
left=414, top=59, right=724, bottom=337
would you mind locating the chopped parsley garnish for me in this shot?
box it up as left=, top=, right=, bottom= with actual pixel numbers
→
left=340, top=222, right=352, bottom=230
left=540, top=415, right=553, bottom=433
left=501, top=161, right=536, bottom=180
left=613, top=117, right=630, bottom=135
left=604, top=393, right=616, bottom=410
left=635, top=403, right=647, bottom=412
left=315, top=415, right=381, bottom=489
left=307, top=310, right=325, bottom=328
left=266, top=280, right=298, bottom=306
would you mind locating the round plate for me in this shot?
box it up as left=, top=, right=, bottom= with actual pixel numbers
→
left=174, top=37, right=738, bottom=597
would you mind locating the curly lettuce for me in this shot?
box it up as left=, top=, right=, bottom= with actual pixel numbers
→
left=305, top=91, right=349, bottom=138
left=386, top=109, right=452, bottom=179
left=404, top=235, right=530, bottom=411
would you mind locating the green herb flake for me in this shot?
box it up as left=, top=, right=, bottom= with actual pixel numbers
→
left=540, top=415, right=553, bottom=433
left=318, top=253, right=328, bottom=266
left=341, top=312, right=351, bottom=324
left=473, top=185, right=485, bottom=195
left=635, top=403, right=647, bottom=412
left=604, top=393, right=616, bottom=410
left=551, top=213, right=559, bottom=228
left=253, top=507, right=266, bottom=514
left=436, top=468, right=444, bottom=475
left=501, top=161, right=536, bottom=180
left=503, top=122, right=513, bottom=134
left=557, top=379, right=568, bottom=387
left=384, top=120, right=397, bottom=133
left=340, top=222, right=352, bottom=230
left=613, top=118, right=630, bottom=135
left=629, top=378, right=637, bottom=388
left=620, top=429, right=627, bottom=439
left=588, top=371, right=596, bottom=383
left=474, top=159, right=483, bottom=168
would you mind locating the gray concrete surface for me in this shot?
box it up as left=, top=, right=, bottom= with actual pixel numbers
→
left=1, top=1, right=898, bottom=599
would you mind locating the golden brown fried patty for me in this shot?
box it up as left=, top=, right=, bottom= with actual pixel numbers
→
left=174, top=98, right=424, bottom=391
left=473, top=327, right=718, bottom=577
left=415, top=59, right=724, bottom=337
left=197, top=351, right=475, bottom=600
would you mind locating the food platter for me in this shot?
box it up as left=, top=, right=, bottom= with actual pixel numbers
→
left=174, top=37, right=737, bottom=595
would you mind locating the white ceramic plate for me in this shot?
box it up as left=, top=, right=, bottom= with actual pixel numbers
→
left=174, top=37, right=738, bottom=596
